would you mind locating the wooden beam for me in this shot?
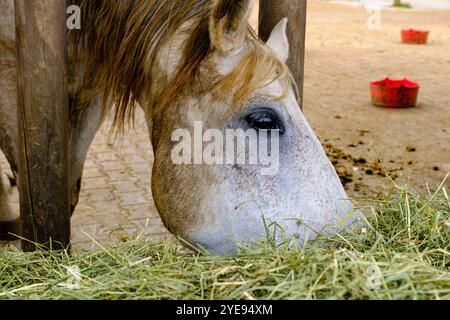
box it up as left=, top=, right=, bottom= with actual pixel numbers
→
left=15, top=0, right=70, bottom=251
left=259, top=0, right=307, bottom=110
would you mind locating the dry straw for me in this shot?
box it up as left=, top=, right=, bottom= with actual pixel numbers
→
left=0, top=178, right=449, bottom=300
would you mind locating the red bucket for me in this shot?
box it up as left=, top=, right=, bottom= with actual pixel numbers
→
left=370, top=78, right=420, bottom=108
left=401, top=29, right=429, bottom=44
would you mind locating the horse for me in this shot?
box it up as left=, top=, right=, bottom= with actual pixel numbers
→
left=0, top=0, right=359, bottom=255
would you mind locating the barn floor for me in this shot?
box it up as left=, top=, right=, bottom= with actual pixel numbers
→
left=302, top=0, right=450, bottom=199
left=1, top=0, right=449, bottom=250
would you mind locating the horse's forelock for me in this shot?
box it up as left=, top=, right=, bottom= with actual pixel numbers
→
left=70, top=0, right=290, bottom=133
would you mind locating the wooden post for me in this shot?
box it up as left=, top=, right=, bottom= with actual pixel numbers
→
left=15, top=0, right=70, bottom=251
left=259, top=0, right=307, bottom=110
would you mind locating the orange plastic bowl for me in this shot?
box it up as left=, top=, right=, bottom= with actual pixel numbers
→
left=401, top=29, right=429, bottom=44
left=370, top=78, right=420, bottom=108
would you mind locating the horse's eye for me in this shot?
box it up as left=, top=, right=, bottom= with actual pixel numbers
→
left=245, top=109, right=285, bottom=134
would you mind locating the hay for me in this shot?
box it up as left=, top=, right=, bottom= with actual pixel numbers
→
left=0, top=179, right=448, bottom=300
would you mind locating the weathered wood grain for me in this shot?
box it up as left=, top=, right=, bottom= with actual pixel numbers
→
left=15, top=0, right=70, bottom=251
left=259, top=0, right=307, bottom=109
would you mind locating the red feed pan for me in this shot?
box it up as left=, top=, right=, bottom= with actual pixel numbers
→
left=401, top=29, right=429, bottom=44
left=370, top=78, right=420, bottom=108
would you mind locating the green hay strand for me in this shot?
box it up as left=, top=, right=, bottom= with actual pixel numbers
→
left=0, top=181, right=449, bottom=300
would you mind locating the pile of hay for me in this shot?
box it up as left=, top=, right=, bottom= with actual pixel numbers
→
left=0, top=180, right=448, bottom=300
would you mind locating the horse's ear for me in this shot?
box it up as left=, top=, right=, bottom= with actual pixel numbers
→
left=209, top=0, right=252, bottom=54
left=266, top=18, right=290, bottom=63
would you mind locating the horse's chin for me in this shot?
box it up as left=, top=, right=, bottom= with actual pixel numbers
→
left=181, top=206, right=361, bottom=256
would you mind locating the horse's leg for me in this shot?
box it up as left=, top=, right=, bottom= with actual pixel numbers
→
left=0, top=96, right=102, bottom=243
left=0, top=94, right=102, bottom=241
left=0, top=0, right=20, bottom=240
left=68, top=95, right=103, bottom=214
left=0, top=166, right=19, bottom=240
left=0, top=3, right=19, bottom=239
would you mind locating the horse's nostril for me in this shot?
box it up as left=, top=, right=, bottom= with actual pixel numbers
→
left=76, top=178, right=82, bottom=190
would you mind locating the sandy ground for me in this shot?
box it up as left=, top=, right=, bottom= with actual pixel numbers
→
left=326, top=0, right=450, bottom=10
left=300, top=0, right=450, bottom=198
left=1, top=0, right=449, bottom=249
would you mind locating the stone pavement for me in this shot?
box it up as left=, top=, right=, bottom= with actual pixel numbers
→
left=0, top=109, right=172, bottom=250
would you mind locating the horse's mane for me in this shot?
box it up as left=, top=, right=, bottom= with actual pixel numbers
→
left=69, top=0, right=290, bottom=132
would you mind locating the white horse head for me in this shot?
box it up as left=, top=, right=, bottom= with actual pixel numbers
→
left=145, top=0, right=359, bottom=254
